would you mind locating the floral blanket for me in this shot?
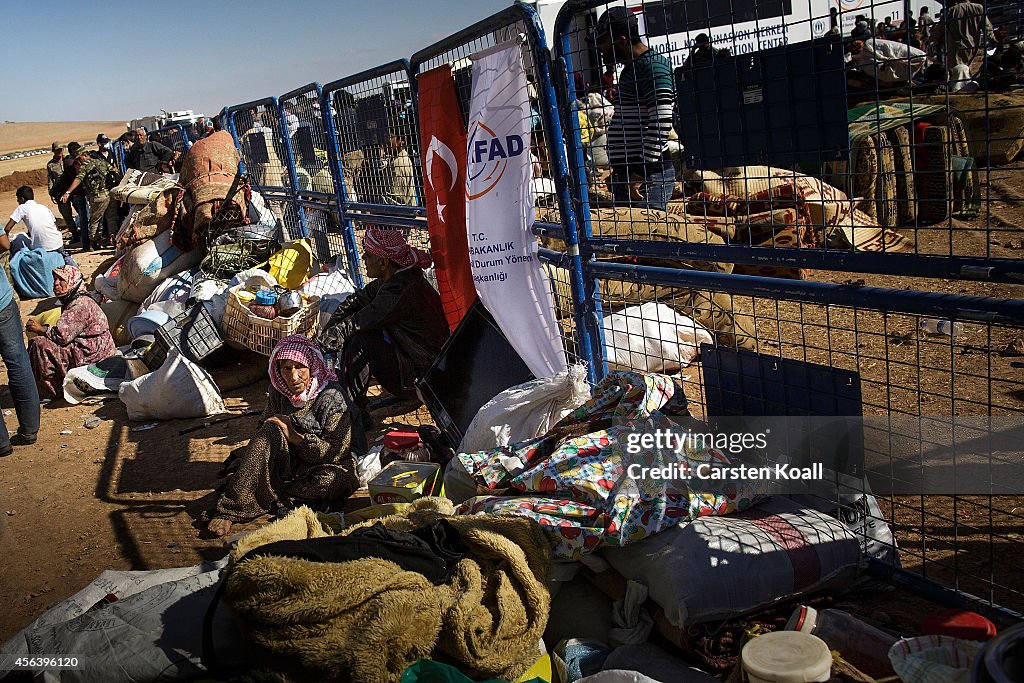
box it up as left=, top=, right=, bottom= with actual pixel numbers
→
left=456, top=371, right=765, bottom=560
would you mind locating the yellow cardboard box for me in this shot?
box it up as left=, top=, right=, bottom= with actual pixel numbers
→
left=368, top=461, right=441, bottom=505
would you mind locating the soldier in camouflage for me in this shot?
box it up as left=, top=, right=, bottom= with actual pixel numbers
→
left=46, top=143, right=78, bottom=242
left=60, top=144, right=120, bottom=251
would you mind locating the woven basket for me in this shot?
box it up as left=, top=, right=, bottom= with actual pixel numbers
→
left=221, top=290, right=320, bottom=356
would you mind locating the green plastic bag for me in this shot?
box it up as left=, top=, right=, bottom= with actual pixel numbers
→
left=400, top=660, right=546, bottom=683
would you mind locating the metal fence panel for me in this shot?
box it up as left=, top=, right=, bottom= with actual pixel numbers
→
left=551, top=0, right=1024, bottom=619
left=148, top=124, right=192, bottom=159
left=322, top=61, right=429, bottom=286
left=227, top=97, right=306, bottom=240
left=552, top=0, right=1024, bottom=284
left=279, top=82, right=361, bottom=280
left=411, top=3, right=601, bottom=375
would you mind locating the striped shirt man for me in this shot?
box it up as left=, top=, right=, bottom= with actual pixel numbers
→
left=606, top=49, right=676, bottom=169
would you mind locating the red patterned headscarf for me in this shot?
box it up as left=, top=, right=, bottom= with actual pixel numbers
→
left=363, top=226, right=432, bottom=269
left=268, top=334, right=337, bottom=407
left=53, top=265, right=85, bottom=305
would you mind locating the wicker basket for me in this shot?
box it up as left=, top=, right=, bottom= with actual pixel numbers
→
left=221, top=290, right=320, bottom=356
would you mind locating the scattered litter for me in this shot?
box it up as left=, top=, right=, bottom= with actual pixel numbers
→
left=167, top=543, right=178, bottom=548
left=888, top=332, right=915, bottom=346
left=3, top=410, right=10, bottom=416
left=842, top=278, right=866, bottom=286
left=84, top=415, right=104, bottom=429
left=60, top=444, right=68, bottom=449
left=998, top=337, right=1024, bottom=357
left=1004, top=239, right=1024, bottom=249
left=5, top=510, right=14, bottom=516
left=131, top=422, right=159, bottom=432
left=60, top=429, right=73, bottom=435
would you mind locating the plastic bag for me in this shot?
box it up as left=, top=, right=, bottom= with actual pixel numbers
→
left=602, top=302, right=713, bottom=373
left=301, top=264, right=355, bottom=331
left=138, top=269, right=197, bottom=314
left=266, top=238, right=315, bottom=289
left=458, top=363, right=589, bottom=455
left=94, top=255, right=125, bottom=301
left=119, top=347, right=225, bottom=420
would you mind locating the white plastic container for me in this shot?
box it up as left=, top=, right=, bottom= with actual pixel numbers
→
left=741, top=631, right=832, bottom=683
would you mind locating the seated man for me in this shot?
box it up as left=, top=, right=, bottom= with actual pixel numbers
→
left=318, top=227, right=449, bottom=443
left=6, top=186, right=68, bottom=258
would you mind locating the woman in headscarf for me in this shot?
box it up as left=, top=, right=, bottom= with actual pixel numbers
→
left=25, top=265, right=116, bottom=399
left=205, top=335, right=356, bottom=537
left=318, top=227, right=450, bottom=446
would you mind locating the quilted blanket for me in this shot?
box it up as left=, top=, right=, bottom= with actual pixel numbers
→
left=456, top=371, right=765, bottom=560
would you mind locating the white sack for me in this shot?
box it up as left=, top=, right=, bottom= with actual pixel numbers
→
left=119, top=347, right=225, bottom=420
left=117, top=230, right=203, bottom=304
left=458, top=363, right=590, bottom=455
left=602, top=302, right=713, bottom=373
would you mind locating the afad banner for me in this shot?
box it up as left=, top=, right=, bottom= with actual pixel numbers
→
left=466, top=41, right=567, bottom=379
left=417, top=64, right=476, bottom=331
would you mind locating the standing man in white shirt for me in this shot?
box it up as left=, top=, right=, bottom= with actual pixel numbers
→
left=5, top=187, right=66, bottom=255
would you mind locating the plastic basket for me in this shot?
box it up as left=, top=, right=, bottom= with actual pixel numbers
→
left=143, top=303, right=224, bottom=370
left=221, top=290, right=320, bottom=357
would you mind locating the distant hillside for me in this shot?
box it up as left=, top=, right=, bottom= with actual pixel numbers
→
left=0, top=121, right=126, bottom=155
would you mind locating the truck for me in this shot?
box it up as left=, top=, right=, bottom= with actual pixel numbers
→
left=127, top=109, right=205, bottom=133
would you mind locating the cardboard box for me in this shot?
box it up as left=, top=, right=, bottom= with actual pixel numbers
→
left=368, top=461, right=441, bottom=505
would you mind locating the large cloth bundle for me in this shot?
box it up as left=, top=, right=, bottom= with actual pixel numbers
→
left=537, top=206, right=756, bottom=350
left=10, top=248, right=65, bottom=298
left=179, top=130, right=248, bottom=250
left=117, top=230, right=203, bottom=303
left=223, top=500, right=551, bottom=683
left=115, top=187, right=180, bottom=254
left=110, top=169, right=180, bottom=205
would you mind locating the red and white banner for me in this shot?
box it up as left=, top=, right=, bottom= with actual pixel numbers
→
left=466, top=42, right=567, bottom=379
left=417, top=65, right=476, bottom=332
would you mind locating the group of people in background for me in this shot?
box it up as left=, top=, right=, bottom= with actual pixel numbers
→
left=845, top=1, right=1022, bottom=93
left=43, top=129, right=180, bottom=252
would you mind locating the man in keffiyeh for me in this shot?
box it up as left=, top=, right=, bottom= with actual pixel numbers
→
left=318, top=227, right=449, bottom=443
left=206, top=334, right=356, bottom=537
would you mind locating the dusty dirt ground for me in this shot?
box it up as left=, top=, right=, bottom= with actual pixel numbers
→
left=2, top=154, right=1024, bottom=643
left=0, top=122, right=124, bottom=156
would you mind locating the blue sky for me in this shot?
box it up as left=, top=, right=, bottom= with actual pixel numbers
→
left=9, top=0, right=513, bottom=122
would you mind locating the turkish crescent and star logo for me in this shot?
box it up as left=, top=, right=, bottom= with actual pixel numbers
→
left=425, top=122, right=527, bottom=212
left=466, top=119, right=525, bottom=200
left=425, top=135, right=459, bottom=224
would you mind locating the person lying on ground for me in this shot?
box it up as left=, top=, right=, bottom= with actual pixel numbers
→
left=205, top=335, right=357, bottom=538
left=317, top=227, right=449, bottom=448
left=25, top=266, right=115, bottom=400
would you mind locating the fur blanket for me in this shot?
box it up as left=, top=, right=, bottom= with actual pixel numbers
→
left=224, top=499, right=551, bottom=683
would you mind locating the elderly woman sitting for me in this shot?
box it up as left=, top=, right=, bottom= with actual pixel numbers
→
left=206, top=335, right=357, bottom=538
left=26, top=266, right=116, bottom=399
